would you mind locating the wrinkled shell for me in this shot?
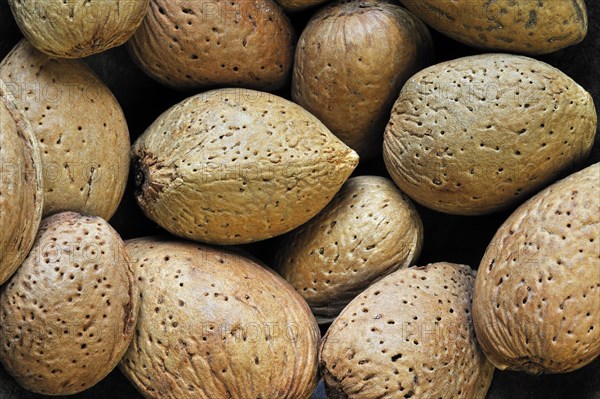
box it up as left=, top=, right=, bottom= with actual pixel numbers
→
left=132, top=88, right=359, bottom=244
left=292, top=0, right=433, bottom=159
left=0, top=79, right=43, bottom=284
left=473, top=163, right=600, bottom=374
left=121, top=237, right=320, bottom=399
left=400, top=0, right=588, bottom=55
left=275, top=176, right=423, bottom=324
left=0, top=212, right=138, bottom=395
left=320, top=262, right=494, bottom=399
left=275, top=0, right=327, bottom=12
left=0, top=40, right=130, bottom=220
left=8, top=0, right=149, bottom=58
left=128, top=0, right=294, bottom=90
left=383, top=54, right=597, bottom=215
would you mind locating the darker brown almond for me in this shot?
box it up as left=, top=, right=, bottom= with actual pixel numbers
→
left=383, top=54, right=597, bottom=215
left=473, top=163, right=600, bottom=374
left=293, top=0, right=433, bottom=159
left=121, top=237, right=320, bottom=399
left=0, top=78, right=43, bottom=284
left=128, top=0, right=294, bottom=90
left=320, top=262, right=494, bottom=399
left=275, top=176, right=423, bottom=324
left=132, top=88, right=359, bottom=244
left=0, top=40, right=130, bottom=220
left=0, top=212, right=138, bottom=395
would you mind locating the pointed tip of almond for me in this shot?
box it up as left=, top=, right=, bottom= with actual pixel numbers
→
left=347, top=148, right=360, bottom=166
left=336, top=146, right=360, bottom=171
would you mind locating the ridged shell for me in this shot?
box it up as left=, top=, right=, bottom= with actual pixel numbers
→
left=121, top=237, right=320, bottom=399
left=0, top=78, right=43, bottom=284
left=292, top=0, right=432, bottom=159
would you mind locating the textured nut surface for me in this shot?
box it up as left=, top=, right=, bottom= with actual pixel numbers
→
left=320, top=262, right=494, bottom=399
left=0, top=79, right=43, bottom=284
left=473, top=163, right=600, bottom=374
left=121, top=237, right=320, bottom=399
left=292, top=0, right=432, bottom=159
left=275, top=176, right=423, bottom=324
left=8, top=0, right=149, bottom=58
left=0, top=212, right=138, bottom=395
left=0, top=40, right=130, bottom=220
left=383, top=54, right=597, bottom=215
left=400, top=0, right=588, bottom=55
left=128, top=0, right=294, bottom=90
left=132, top=88, right=359, bottom=244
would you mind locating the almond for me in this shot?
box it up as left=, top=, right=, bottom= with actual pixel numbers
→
left=473, top=163, right=600, bottom=373
left=128, top=0, right=294, bottom=90
left=0, top=40, right=130, bottom=220
left=0, top=78, right=43, bottom=284
left=0, top=212, right=138, bottom=395
left=132, top=88, right=359, bottom=244
left=275, top=176, right=423, bottom=324
left=383, top=54, right=597, bottom=215
left=8, top=0, right=149, bottom=58
left=292, top=0, right=433, bottom=159
left=400, top=0, right=588, bottom=54
left=121, top=237, right=320, bottom=399
left=320, top=262, right=494, bottom=399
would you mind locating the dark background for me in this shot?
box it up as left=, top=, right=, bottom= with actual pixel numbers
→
left=0, top=0, right=599, bottom=398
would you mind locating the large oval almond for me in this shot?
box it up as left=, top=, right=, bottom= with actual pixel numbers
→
left=473, top=163, right=600, bottom=373
left=383, top=54, right=597, bottom=215
left=132, top=88, right=359, bottom=244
